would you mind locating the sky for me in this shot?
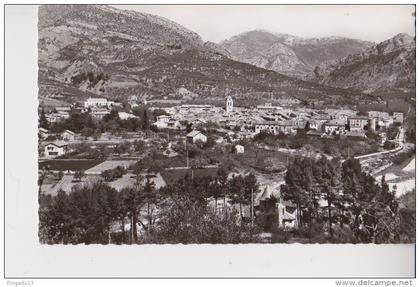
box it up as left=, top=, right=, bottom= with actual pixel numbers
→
left=113, top=5, right=415, bottom=43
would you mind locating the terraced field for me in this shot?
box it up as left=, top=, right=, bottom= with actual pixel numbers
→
left=39, top=159, right=103, bottom=171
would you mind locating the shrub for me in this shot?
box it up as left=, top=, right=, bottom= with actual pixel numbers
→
left=101, top=166, right=126, bottom=182
left=383, top=141, right=395, bottom=150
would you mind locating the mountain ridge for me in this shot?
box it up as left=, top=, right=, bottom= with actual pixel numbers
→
left=38, top=5, right=379, bottom=108
left=219, top=29, right=374, bottom=79
left=313, top=33, right=415, bottom=96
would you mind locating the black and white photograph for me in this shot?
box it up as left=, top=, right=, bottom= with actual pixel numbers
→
left=3, top=2, right=418, bottom=281
left=35, top=4, right=416, bottom=245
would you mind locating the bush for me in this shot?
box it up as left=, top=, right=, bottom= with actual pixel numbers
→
left=383, top=140, right=396, bottom=150
left=101, top=166, right=126, bottom=182
left=391, top=149, right=415, bottom=165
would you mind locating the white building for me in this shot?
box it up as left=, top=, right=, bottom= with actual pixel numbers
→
left=153, top=115, right=171, bottom=129
left=308, top=119, right=320, bottom=131
left=378, top=117, right=394, bottom=128
left=179, top=104, right=214, bottom=112
left=234, top=144, right=245, bottom=154
left=167, top=118, right=182, bottom=129
left=368, top=111, right=394, bottom=128
left=226, top=96, right=233, bottom=113
left=62, top=129, right=75, bottom=141
left=257, top=103, right=282, bottom=113
left=129, top=95, right=138, bottom=102
left=44, top=141, right=69, bottom=158
left=255, top=121, right=297, bottom=135
left=186, top=130, right=207, bottom=144
left=46, top=112, right=69, bottom=123
left=393, top=112, right=404, bottom=124
left=348, top=116, right=369, bottom=131
left=55, top=106, right=71, bottom=112
left=278, top=200, right=298, bottom=229
left=84, top=97, right=114, bottom=108
left=192, top=118, right=207, bottom=126
left=153, top=115, right=183, bottom=130
left=324, top=120, right=346, bottom=134
left=118, top=112, right=138, bottom=120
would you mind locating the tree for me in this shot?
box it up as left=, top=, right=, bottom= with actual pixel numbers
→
left=117, top=191, right=129, bottom=244
left=398, top=191, right=416, bottom=243
left=341, top=158, right=400, bottom=243
left=101, top=166, right=126, bottom=182
left=383, top=141, right=395, bottom=150
left=142, top=109, right=149, bottom=131
left=304, top=121, right=311, bottom=132
left=152, top=109, right=168, bottom=120
left=39, top=108, right=49, bottom=129
left=360, top=175, right=399, bottom=243
left=207, top=177, right=221, bottom=212
left=147, top=186, right=257, bottom=244
left=39, top=183, right=121, bottom=244
left=282, top=158, right=316, bottom=229
left=74, top=170, right=85, bottom=182
left=217, top=167, right=229, bottom=210
left=229, top=175, right=245, bottom=221
left=81, top=127, right=94, bottom=138
left=120, top=185, right=144, bottom=244
left=186, top=122, right=193, bottom=133
left=341, top=158, right=365, bottom=233
left=133, top=140, right=145, bottom=153
left=143, top=175, right=157, bottom=228
left=43, top=189, right=72, bottom=243
left=313, top=156, right=341, bottom=237
left=243, top=173, right=258, bottom=224
left=258, top=195, right=279, bottom=231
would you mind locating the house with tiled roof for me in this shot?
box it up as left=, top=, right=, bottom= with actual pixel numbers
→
left=186, top=130, right=207, bottom=144
left=254, top=120, right=298, bottom=135
left=324, top=120, right=346, bottom=134
left=62, top=129, right=75, bottom=141
left=44, top=141, right=69, bottom=158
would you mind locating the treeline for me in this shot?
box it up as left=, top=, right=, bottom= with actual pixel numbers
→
left=70, top=72, right=109, bottom=88
left=39, top=169, right=260, bottom=244
left=39, top=157, right=415, bottom=244
left=253, top=130, right=381, bottom=158
left=282, top=157, right=415, bottom=243
left=46, top=107, right=162, bottom=136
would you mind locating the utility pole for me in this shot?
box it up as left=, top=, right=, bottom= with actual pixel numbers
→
left=251, top=187, right=254, bottom=226
left=186, top=150, right=189, bottom=168
left=108, top=226, right=111, bottom=244
left=250, top=187, right=254, bottom=240
left=185, top=138, right=189, bottom=168
left=131, top=214, right=134, bottom=244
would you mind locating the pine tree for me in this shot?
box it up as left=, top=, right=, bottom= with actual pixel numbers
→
left=144, top=176, right=156, bottom=228
left=229, top=175, right=245, bottom=221
left=39, top=108, right=49, bottom=129
left=217, top=168, right=229, bottom=210
left=314, top=156, right=341, bottom=237
left=283, top=158, right=315, bottom=229
left=142, top=109, right=149, bottom=131
left=243, top=173, right=258, bottom=224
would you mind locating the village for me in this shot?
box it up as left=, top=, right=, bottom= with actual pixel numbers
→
left=37, top=92, right=415, bottom=243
